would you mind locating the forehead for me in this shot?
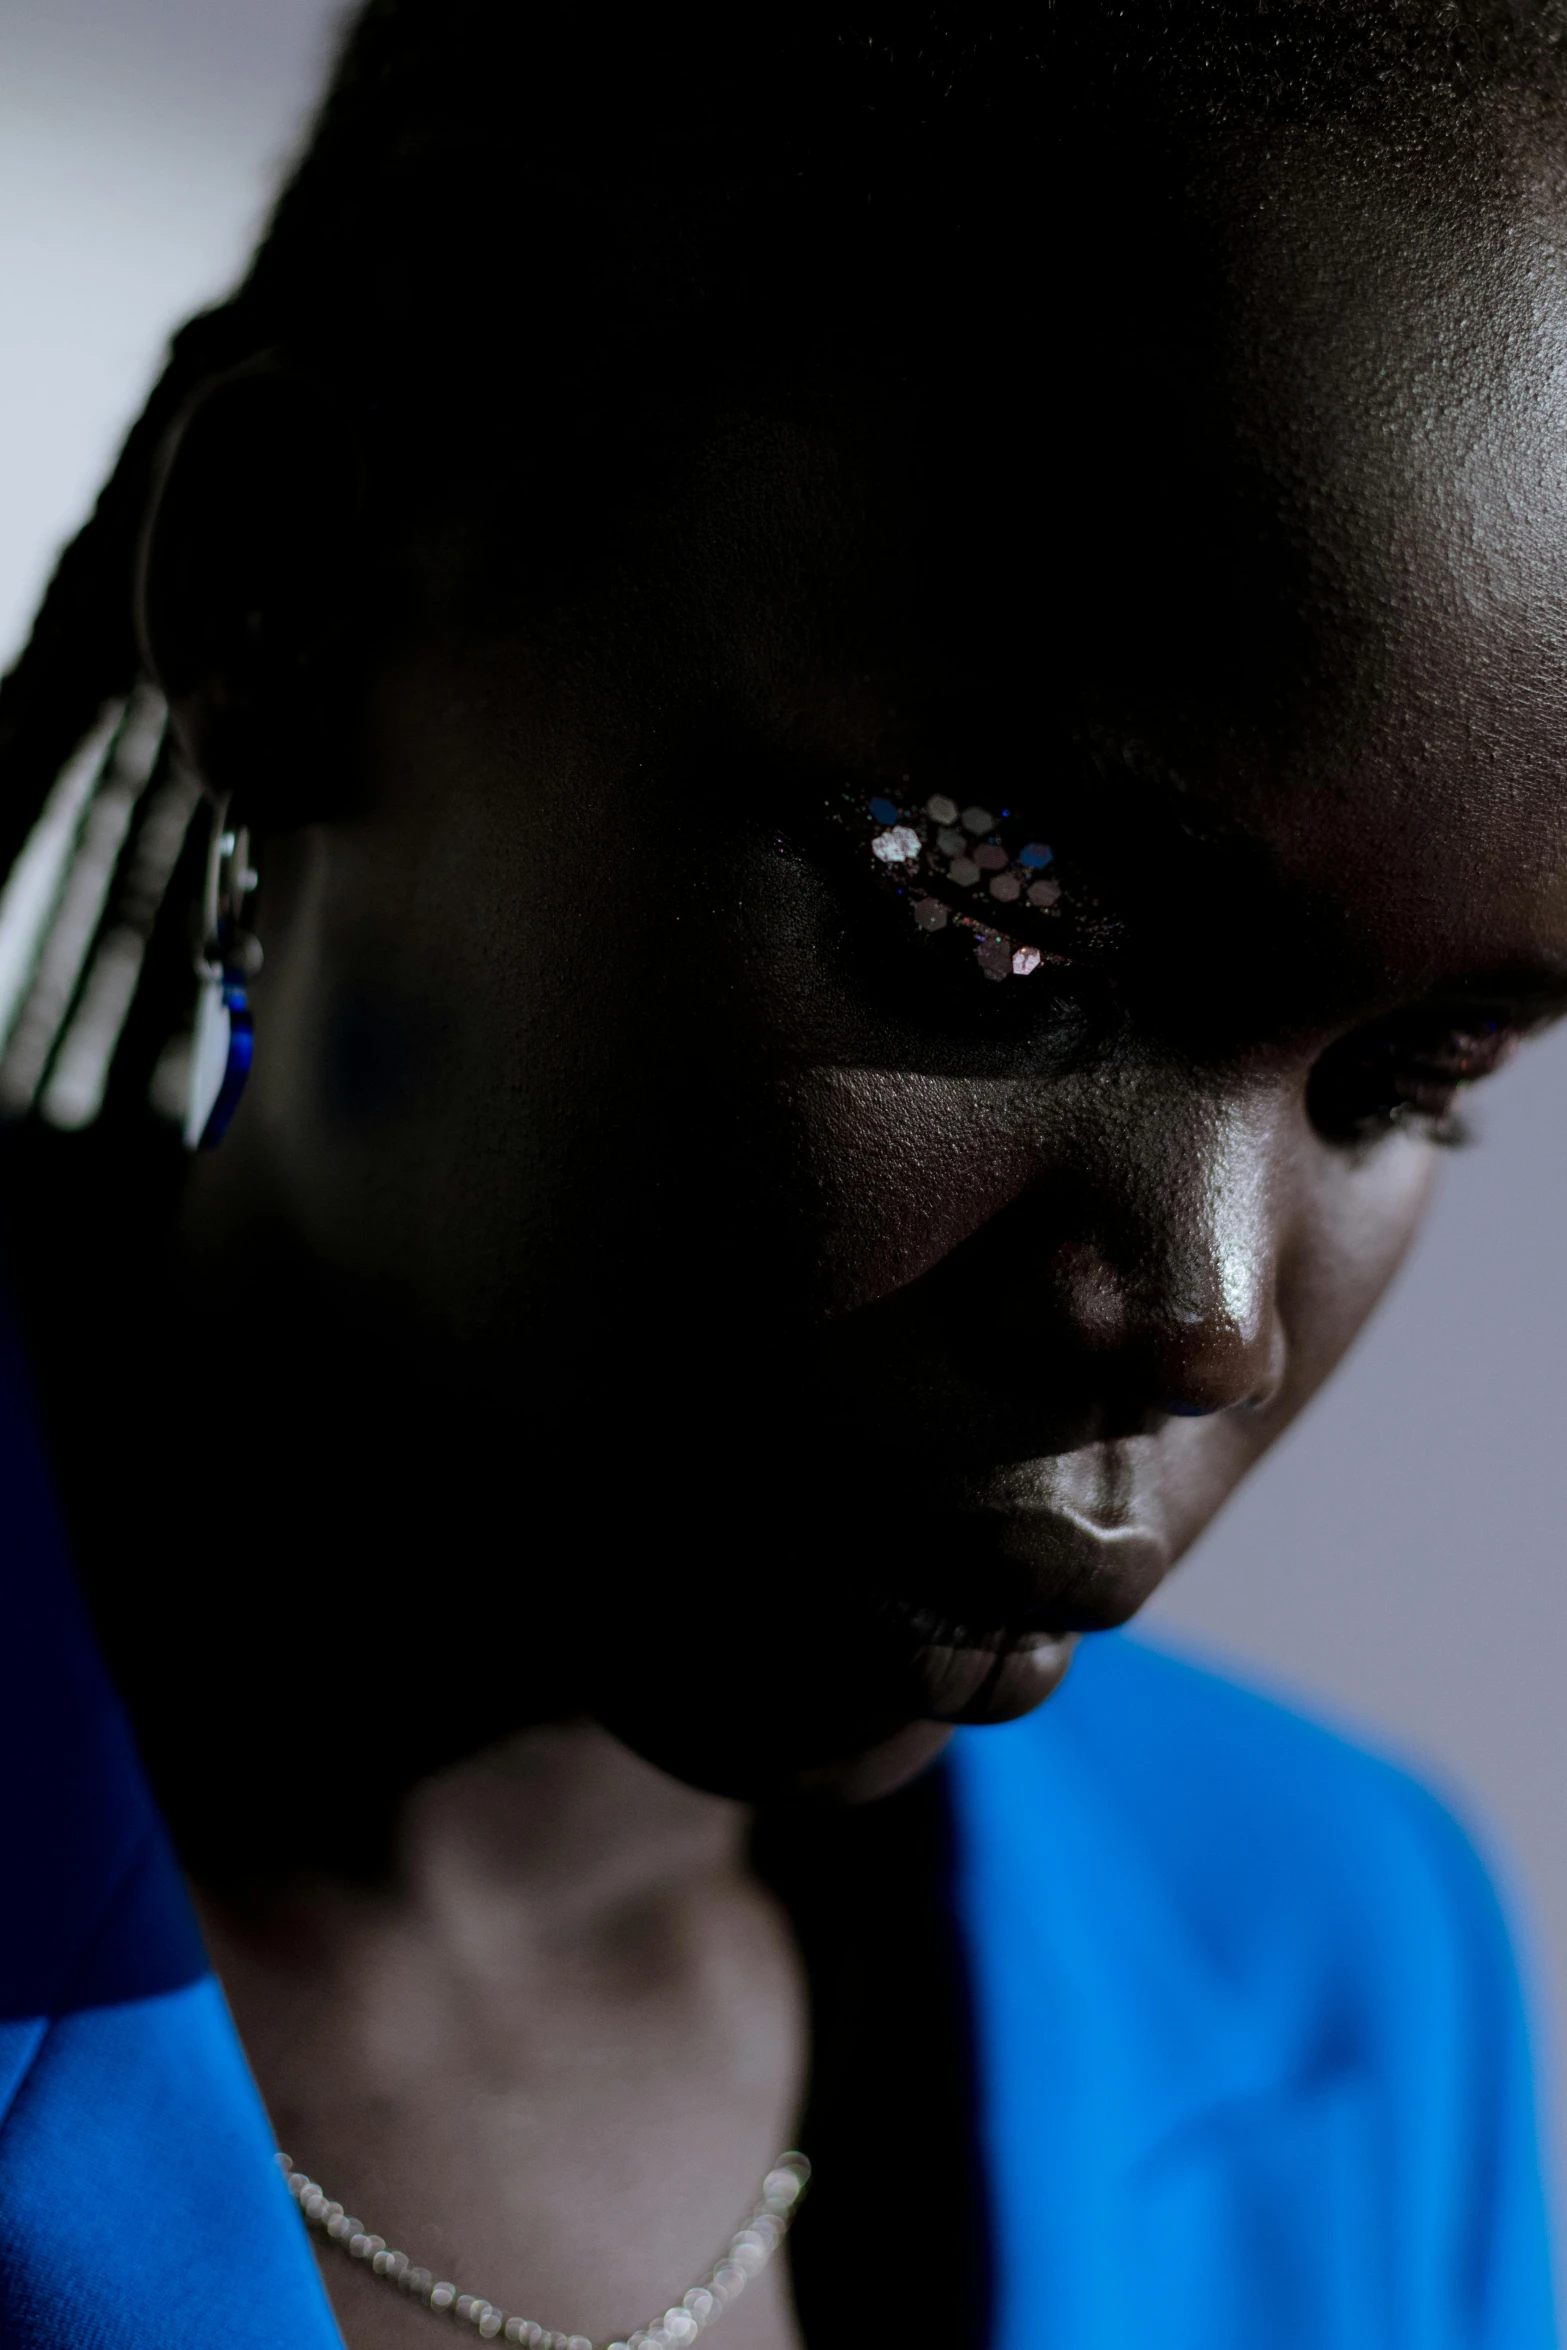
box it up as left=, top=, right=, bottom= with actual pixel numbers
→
left=675, top=108, right=1567, bottom=1014
left=1172, top=118, right=1567, bottom=1000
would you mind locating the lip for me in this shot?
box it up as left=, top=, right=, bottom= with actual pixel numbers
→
left=900, top=1621, right=1080, bottom=1724
left=853, top=1443, right=1172, bottom=1723
left=980, top=1474, right=1169, bottom=1616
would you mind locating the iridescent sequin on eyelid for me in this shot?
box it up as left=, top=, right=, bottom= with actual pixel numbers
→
left=828, top=782, right=1077, bottom=983
left=872, top=825, right=922, bottom=864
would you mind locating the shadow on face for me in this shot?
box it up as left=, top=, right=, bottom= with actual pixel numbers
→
left=30, top=13, right=1567, bottom=1839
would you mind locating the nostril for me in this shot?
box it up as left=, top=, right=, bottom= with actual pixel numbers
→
left=1155, top=1317, right=1287, bottom=1420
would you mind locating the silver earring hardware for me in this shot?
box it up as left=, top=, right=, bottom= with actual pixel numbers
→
left=183, top=796, right=261, bottom=1150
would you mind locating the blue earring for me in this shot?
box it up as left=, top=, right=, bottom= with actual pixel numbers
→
left=183, top=801, right=259, bottom=1150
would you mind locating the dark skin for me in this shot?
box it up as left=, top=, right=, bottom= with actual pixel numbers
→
left=19, top=108, right=1567, bottom=2347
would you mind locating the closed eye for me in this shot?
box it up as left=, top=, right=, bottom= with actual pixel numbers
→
left=804, top=772, right=1121, bottom=984
left=1307, top=1011, right=1527, bottom=1148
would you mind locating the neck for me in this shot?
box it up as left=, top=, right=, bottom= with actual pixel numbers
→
left=197, top=1714, right=756, bottom=1958
left=196, top=1718, right=810, bottom=2350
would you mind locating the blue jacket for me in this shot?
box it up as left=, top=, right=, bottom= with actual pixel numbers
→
left=0, top=1298, right=1555, bottom=2347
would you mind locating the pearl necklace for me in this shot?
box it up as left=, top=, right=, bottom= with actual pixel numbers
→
left=277, top=2147, right=811, bottom=2350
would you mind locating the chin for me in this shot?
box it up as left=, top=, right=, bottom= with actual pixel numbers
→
left=597, top=1623, right=1080, bottom=1806
left=586, top=1436, right=1190, bottom=1802
left=590, top=1529, right=1092, bottom=1805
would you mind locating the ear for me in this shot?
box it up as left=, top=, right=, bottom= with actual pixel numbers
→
left=136, top=360, right=364, bottom=822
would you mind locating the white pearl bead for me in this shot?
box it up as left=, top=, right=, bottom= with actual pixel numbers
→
left=279, top=2145, right=806, bottom=2346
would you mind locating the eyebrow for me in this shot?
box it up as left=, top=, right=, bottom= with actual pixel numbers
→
left=1416, top=970, right=1567, bottom=1021
left=1054, top=747, right=1567, bottom=1014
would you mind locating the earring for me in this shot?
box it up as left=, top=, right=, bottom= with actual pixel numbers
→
left=0, top=681, right=191, bottom=1128
left=183, top=799, right=259, bottom=1150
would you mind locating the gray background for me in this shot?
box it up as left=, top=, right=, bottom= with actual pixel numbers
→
left=6, top=0, right=1567, bottom=2214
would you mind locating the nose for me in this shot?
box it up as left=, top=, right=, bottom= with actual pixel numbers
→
left=942, top=1070, right=1290, bottom=1427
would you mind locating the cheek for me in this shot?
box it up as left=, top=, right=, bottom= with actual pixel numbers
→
left=761, top=1065, right=1049, bottom=1315
left=229, top=758, right=681, bottom=1350
left=1277, top=1129, right=1441, bottom=1396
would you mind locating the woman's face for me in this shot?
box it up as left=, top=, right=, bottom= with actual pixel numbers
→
left=177, top=121, right=1567, bottom=1799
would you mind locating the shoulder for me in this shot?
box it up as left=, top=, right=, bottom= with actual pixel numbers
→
left=1066, top=1629, right=1496, bottom=1916
left=950, top=1630, right=1524, bottom=2046
left=946, top=1655, right=1557, bottom=2344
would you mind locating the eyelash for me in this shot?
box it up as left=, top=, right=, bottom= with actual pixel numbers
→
left=1306, top=1018, right=1521, bottom=1148
left=784, top=834, right=1086, bottom=1060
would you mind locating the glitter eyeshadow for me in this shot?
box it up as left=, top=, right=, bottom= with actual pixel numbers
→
left=872, top=825, right=922, bottom=863
left=827, top=776, right=1078, bottom=986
